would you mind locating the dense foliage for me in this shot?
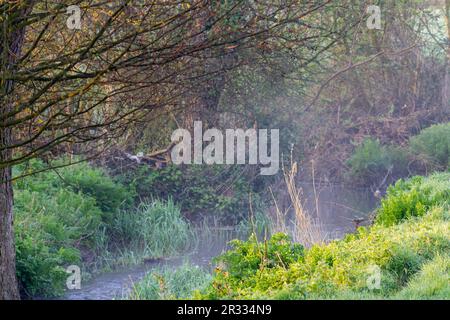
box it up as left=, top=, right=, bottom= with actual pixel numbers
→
left=376, top=173, right=450, bottom=226
left=347, top=138, right=408, bottom=184
left=115, top=164, right=265, bottom=224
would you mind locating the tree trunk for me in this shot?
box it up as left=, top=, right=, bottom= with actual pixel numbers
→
left=0, top=40, right=20, bottom=300
left=0, top=1, right=35, bottom=300
left=0, top=135, right=19, bottom=300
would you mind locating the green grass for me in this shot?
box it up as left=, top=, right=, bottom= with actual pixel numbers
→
left=128, top=263, right=212, bottom=300
left=112, top=199, right=195, bottom=260
left=395, top=254, right=450, bottom=300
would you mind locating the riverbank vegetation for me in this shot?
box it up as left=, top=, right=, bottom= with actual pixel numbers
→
left=13, top=159, right=194, bottom=297
left=128, top=173, right=449, bottom=300
left=12, top=145, right=450, bottom=299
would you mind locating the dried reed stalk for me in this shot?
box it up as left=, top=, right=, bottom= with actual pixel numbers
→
left=270, top=155, right=325, bottom=247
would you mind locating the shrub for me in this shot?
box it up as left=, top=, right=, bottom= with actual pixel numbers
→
left=375, top=173, right=450, bottom=226
left=14, top=188, right=102, bottom=297
left=52, top=161, right=134, bottom=217
left=200, top=233, right=304, bottom=298
left=201, top=207, right=449, bottom=299
left=410, top=122, right=450, bottom=170
left=14, top=158, right=133, bottom=221
left=15, top=189, right=103, bottom=246
left=385, top=145, right=409, bottom=174
left=13, top=159, right=198, bottom=297
left=215, top=233, right=304, bottom=281
left=347, top=138, right=408, bottom=184
left=15, top=235, right=80, bottom=298
left=12, top=158, right=132, bottom=297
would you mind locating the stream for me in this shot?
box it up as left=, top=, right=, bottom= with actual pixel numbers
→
left=63, top=184, right=379, bottom=300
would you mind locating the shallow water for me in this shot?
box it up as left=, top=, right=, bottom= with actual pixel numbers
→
left=301, top=183, right=378, bottom=239
left=63, top=264, right=154, bottom=300
left=63, top=229, right=243, bottom=300
left=63, top=184, right=378, bottom=300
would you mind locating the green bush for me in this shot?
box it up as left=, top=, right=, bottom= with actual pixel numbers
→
left=214, top=233, right=304, bottom=281
left=347, top=123, right=450, bottom=184
left=14, top=188, right=102, bottom=297
left=410, top=123, right=450, bottom=170
left=12, top=159, right=132, bottom=297
left=200, top=233, right=304, bottom=298
left=375, top=173, right=450, bottom=226
left=200, top=206, right=449, bottom=299
left=128, top=263, right=212, bottom=300
left=52, top=161, right=133, bottom=217
left=12, top=158, right=199, bottom=297
left=347, top=138, right=408, bottom=184
left=14, top=159, right=134, bottom=221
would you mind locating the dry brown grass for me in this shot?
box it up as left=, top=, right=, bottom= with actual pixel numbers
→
left=270, top=157, right=325, bottom=247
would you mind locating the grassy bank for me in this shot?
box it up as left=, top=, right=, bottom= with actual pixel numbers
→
left=13, top=159, right=194, bottom=298
left=129, top=172, right=449, bottom=300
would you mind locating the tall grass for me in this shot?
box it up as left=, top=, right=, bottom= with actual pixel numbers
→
left=395, top=254, right=450, bottom=300
left=113, top=199, right=195, bottom=259
left=270, top=159, right=324, bottom=247
left=237, top=210, right=273, bottom=238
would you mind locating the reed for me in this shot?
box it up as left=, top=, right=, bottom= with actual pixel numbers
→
left=270, top=156, right=325, bottom=247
